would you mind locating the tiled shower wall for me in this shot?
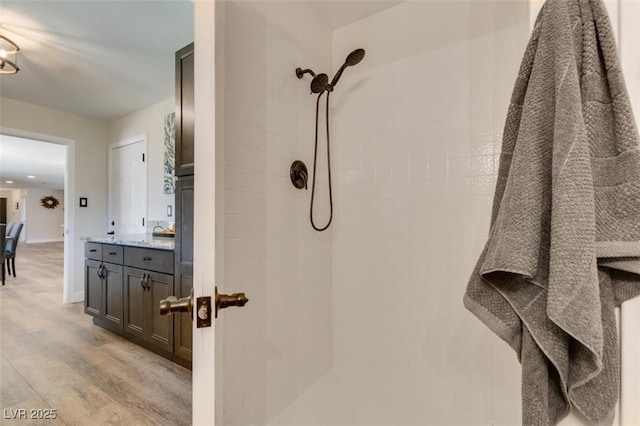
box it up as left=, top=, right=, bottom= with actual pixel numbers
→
left=331, top=2, right=530, bottom=424
left=221, top=2, right=333, bottom=424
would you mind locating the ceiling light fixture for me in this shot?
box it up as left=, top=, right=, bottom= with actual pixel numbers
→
left=0, top=35, right=20, bottom=75
left=27, top=175, right=35, bottom=179
left=5, top=180, right=14, bottom=184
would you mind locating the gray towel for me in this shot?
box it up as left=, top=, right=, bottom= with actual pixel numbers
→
left=463, top=0, right=640, bottom=424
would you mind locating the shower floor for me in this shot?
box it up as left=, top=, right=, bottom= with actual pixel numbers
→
left=268, top=369, right=452, bottom=426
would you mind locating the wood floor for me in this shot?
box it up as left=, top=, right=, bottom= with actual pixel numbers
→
left=0, top=242, right=192, bottom=425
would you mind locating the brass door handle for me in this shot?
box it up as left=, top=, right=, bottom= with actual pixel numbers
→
left=215, top=287, right=249, bottom=318
left=159, top=288, right=194, bottom=317
left=159, top=288, right=249, bottom=328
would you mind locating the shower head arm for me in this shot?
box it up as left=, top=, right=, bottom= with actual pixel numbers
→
left=296, top=67, right=316, bottom=79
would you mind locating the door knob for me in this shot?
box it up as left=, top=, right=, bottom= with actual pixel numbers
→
left=159, top=288, right=194, bottom=317
left=215, top=287, right=249, bottom=318
left=159, top=288, right=249, bottom=327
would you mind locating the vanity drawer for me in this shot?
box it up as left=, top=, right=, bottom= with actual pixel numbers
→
left=124, top=247, right=174, bottom=274
left=85, top=242, right=103, bottom=261
left=102, top=244, right=124, bottom=264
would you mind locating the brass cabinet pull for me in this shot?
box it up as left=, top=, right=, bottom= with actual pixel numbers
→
left=140, top=273, right=147, bottom=291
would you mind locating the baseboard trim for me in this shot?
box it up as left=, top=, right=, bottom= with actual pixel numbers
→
left=66, top=291, right=84, bottom=304
left=27, top=238, right=65, bottom=244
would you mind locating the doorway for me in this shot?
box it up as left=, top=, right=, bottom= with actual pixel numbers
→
left=0, top=128, right=75, bottom=303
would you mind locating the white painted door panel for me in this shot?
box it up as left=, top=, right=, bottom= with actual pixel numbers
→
left=193, top=1, right=219, bottom=425
left=109, top=137, right=147, bottom=235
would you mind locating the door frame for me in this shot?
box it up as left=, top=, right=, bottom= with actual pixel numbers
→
left=193, top=0, right=222, bottom=423
left=107, top=134, right=148, bottom=235
left=0, top=127, right=76, bottom=303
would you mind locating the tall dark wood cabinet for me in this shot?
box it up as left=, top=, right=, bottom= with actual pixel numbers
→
left=174, top=42, right=195, bottom=362
left=175, top=43, right=194, bottom=177
left=174, top=175, right=194, bottom=361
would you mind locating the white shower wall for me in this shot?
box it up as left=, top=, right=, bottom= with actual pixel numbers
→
left=220, top=0, right=537, bottom=425
left=221, top=2, right=333, bottom=424
left=329, top=2, right=530, bottom=425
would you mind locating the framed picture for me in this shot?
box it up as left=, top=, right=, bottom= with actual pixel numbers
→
left=79, top=197, right=88, bottom=207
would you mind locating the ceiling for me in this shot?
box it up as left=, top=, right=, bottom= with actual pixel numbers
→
left=0, top=1, right=194, bottom=122
left=0, top=134, right=66, bottom=191
left=308, top=1, right=404, bottom=30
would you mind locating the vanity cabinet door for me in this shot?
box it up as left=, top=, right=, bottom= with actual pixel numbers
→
left=175, top=42, right=194, bottom=176
left=123, top=267, right=146, bottom=340
left=103, top=263, right=124, bottom=329
left=146, top=271, right=174, bottom=353
left=174, top=174, right=193, bottom=361
left=123, top=267, right=174, bottom=352
left=85, top=259, right=103, bottom=318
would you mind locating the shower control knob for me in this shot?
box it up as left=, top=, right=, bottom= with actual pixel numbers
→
left=290, top=160, right=308, bottom=190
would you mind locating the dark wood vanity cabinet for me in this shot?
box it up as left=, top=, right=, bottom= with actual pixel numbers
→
left=123, top=267, right=174, bottom=353
left=175, top=42, right=194, bottom=177
left=84, top=242, right=190, bottom=368
left=84, top=243, right=124, bottom=330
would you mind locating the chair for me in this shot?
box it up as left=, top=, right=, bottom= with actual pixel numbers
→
left=5, top=222, right=14, bottom=237
left=5, top=222, right=23, bottom=278
left=1, top=224, right=5, bottom=286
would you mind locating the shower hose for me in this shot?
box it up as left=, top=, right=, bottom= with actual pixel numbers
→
left=310, top=91, right=333, bottom=232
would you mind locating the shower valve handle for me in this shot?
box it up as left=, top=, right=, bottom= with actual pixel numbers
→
left=298, top=170, right=308, bottom=189
left=290, top=160, right=309, bottom=190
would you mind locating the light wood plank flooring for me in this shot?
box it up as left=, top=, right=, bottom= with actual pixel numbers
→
left=1, top=242, right=192, bottom=425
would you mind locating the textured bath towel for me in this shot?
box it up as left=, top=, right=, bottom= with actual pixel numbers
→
left=463, top=0, right=640, bottom=424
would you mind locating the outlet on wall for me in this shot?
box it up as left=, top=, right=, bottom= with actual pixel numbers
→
left=167, top=205, right=173, bottom=217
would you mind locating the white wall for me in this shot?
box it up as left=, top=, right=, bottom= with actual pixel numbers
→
left=23, top=187, right=64, bottom=243
left=0, top=97, right=110, bottom=301
left=619, top=2, right=640, bottom=424
left=109, top=97, right=175, bottom=222
left=0, top=189, right=21, bottom=223
left=219, top=1, right=334, bottom=424
left=329, top=2, right=529, bottom=425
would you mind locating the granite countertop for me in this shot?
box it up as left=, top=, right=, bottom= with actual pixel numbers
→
left=82, top=234, right=175, bottom=251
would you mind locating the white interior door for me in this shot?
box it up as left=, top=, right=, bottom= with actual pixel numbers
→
left=108, top=136, right=147, bottom=235
left=193, top=1, right=220, bottom=424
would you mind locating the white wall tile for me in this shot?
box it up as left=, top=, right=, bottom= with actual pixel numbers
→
left=330, top=1, right=528, bottom=425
